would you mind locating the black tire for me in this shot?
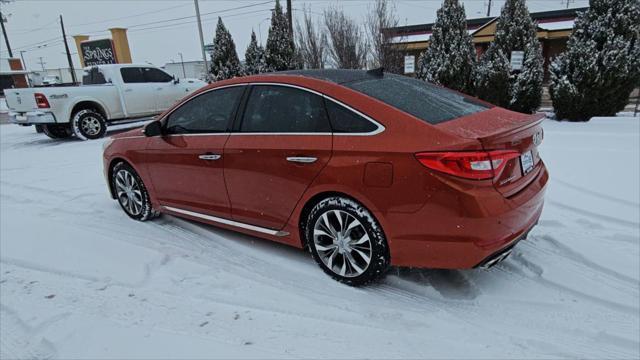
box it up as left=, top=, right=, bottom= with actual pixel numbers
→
left=305, top=196, right=390, bottom=286
left=35, top=124, right=44, bottom=133
left=42, top=124, right=72, bottom=139
left=71, top=109, right=107, bottom=140
left=111, top=162, right=158, bottom=221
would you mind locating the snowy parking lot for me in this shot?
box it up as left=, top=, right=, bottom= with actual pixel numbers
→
left=1, top=117, right=638, bottom=359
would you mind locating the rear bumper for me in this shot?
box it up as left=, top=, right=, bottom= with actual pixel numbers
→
left=9, top=111, right=56, bottom=124
left=387, top=162, right=548, bottom=269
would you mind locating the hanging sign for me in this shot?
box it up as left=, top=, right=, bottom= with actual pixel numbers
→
left=81, top=39, right=117, bottom=66
left=510, top=51, right=524, bottom=71
left=404, top=55, right=415, bottom=74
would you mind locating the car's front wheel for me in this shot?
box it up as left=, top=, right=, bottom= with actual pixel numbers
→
left=111, top=162, right=157, bottom=221
left=306, top=196, right=390, bottom=286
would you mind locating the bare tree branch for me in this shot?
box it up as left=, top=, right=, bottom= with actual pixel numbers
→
left=295, top=7, right=327, bottom=69
left=323, top=6, right=367, bottom=69
left=366, top=0, right=405, bottom=74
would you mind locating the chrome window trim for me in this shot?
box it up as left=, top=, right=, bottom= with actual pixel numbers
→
left=163, top=206, right=289, bottom=237
left=245, top=82, right=386, bottom=136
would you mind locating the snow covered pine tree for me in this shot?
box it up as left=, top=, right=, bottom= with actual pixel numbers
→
left=209, top=17, right=242, bottom=81
left=475, top=0, right=544, bottom=113
left=265, top=0, right=295, bottom=72
left=244, top=31, right=267, bottom=75
left=550, top=0, right=640, bottom=121
left=417, top=0, right=476, bottom=94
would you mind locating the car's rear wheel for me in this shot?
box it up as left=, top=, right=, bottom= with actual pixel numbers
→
left=111, top=162, right=157, bottom=221
left=72, top=109, right=107, bottom=140
left=42, top=124, right=72, bottom=139
left=306, top=196, right=390, bottom=286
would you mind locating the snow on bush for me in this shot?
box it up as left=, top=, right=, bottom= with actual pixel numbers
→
left=244, top=31, right=268, bottom=75
left=265, top=0, right=296, bottom=72
left=550, top=0, right=640, bottom=121
left=417, top=0, right=476, bottom=94
left=209, top=17, right=242, bottom=81
left=475, top=0, right=544, bottom=113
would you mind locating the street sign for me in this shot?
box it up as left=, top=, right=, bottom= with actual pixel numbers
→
left=80, top=39, right=117, bottom=66
left=404, top=55, right=415, bottom=74
left=510, top=50, right=524, bottom=71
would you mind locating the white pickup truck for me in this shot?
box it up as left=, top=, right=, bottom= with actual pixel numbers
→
left=4, top=64, right=206, bottom=140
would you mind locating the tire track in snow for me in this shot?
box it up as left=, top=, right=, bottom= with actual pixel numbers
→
left=0, top=304, right=58, bottom=360
left=533, top=234, right=638, bottom=285
left=552, top=178, right=640, bottom=207
left=499, top=253, right=638, bottom=315
left=548, top=200, right=640, bottom=229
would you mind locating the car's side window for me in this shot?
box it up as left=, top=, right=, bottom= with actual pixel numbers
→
left=324, top=100, right=378, bottom=133
left=240, top=85, right=331, bottom=133
left=165, top=86, right=244, bottom=135
left=120, top=67, right=145, bottom=83
left=143, top=67, right=173, bottom=83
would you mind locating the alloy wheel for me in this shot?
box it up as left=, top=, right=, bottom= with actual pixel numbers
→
left=115, top=169, right=144, bottom=216
left=312, top=209, right=373, bottom=278
left=81, top=116, right=102, bottom=137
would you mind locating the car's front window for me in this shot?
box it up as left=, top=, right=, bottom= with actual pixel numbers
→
left=165, top=86, right=245, bottom=134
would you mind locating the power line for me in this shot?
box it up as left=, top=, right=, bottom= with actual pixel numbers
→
left=76, top=2, right=272, bottom=37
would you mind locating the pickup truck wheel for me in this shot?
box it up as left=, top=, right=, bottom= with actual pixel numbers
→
left=42, top=124, right=72, bottom=139
left=72, top=109, right=107, bottom=140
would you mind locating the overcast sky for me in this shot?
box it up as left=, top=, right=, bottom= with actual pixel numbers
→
left=1, top=0, right=589, bottom=70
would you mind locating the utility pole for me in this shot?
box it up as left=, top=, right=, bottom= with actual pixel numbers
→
left=37, top=56, right=45, bottom=71
left=59, top=15, right=77, bottom=83
left=193, top=0, right=209, bottom=81
left=0, top=11, right=13, bottom=57
left=486, top=0, right=492, bottom=17
left=286, top=0, right=293, bottom=37
left=178, top=52, right=186, bottom=78
left=19, top=50, right=26, bottom=70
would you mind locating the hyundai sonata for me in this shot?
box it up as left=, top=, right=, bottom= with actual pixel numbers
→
left=103, top=69, right=548, bottom=286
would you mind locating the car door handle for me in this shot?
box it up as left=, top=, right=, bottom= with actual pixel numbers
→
left=198, top=153, right=221, bottom=161
left=286, top=156, right=317, bottom=164
left=124, top=88, right=133, bottom=92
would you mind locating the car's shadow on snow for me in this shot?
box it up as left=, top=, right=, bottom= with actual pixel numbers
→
left=156, top=213, right=490, bottom=301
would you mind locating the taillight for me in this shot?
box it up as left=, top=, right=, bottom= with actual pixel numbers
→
left=34, top=93, right=50, bottom=108
left=415, top=150, right=520, bottom=180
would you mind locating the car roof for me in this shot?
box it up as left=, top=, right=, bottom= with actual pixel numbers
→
left=271, top=69, right=384, bottom=85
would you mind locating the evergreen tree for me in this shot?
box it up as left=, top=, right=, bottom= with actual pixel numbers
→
left=550, top=0, right=640, bottom=121
left=265, top=0, right=295, bottom=71
left=474, top=0, right=544, bottom=113
left=209, top=17, right=242, bottom=81
left=416, top=0, right=476, bottom=94
left=244, top=30, right=267, bottom=75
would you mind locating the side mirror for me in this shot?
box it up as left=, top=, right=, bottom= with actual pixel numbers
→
left=173, top=75, right=180, bottom=84
left=143, top=120, right=163, bottom=137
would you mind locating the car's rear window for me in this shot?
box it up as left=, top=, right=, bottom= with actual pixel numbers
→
left=344, top=74, right=489, bottom=125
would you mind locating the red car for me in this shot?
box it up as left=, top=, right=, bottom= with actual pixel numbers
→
left=103, top=70, right=548, bottom=286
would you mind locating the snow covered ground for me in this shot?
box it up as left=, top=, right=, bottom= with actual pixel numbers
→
left=1, top=117, right=638, bottom=359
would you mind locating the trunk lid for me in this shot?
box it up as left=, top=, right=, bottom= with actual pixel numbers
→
left=437, top=107, right=544, bottom=197
left=4, top=89, right=39, bottom=113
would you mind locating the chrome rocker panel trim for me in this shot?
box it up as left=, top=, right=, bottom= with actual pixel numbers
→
left=163, top=206, right=290, bottom=237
